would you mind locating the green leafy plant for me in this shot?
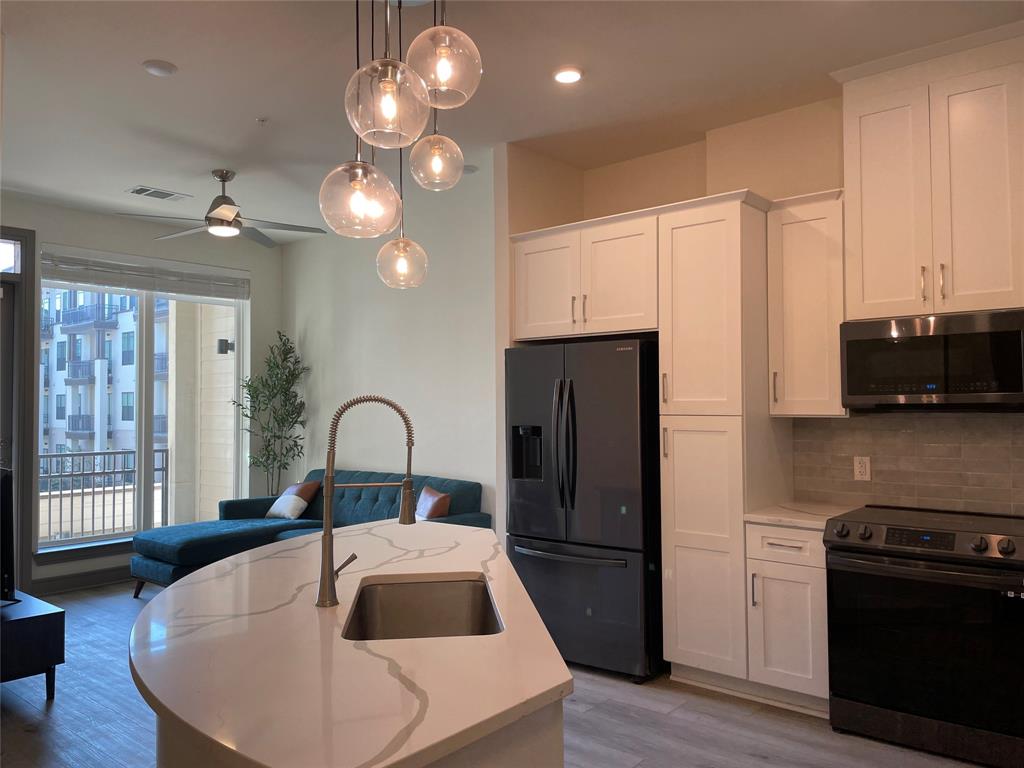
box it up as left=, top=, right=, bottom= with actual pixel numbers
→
left=234, top=331, right=311, bottom=495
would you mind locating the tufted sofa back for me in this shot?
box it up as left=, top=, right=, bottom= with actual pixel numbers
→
left=300, top=469, right=483, bottom=526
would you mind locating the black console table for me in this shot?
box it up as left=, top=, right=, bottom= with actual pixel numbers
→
left=1, top=591, right=65, bottom=699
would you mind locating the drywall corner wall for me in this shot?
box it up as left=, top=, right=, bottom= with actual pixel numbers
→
left=281, top=151, right=498, bottom=522
left=493, top=143, right=511, bottom=542
left=706, top=97, right=843, bottom=199
left=507, top=143, right=583, bottom=234
left=583, top=141, right=707, bottom=219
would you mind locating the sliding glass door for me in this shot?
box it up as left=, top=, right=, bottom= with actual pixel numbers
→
left=37, top=281, right=243, bottom=548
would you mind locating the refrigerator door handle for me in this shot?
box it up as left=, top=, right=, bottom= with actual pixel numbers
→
left=551, top=378, right=564, bottom=507
left=564, top=378, right=578, bottom=509
left=513, top=545, right=627, bottom=568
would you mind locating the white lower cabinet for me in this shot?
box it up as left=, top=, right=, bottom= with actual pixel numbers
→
left=746, top=555, right=829, bottom=699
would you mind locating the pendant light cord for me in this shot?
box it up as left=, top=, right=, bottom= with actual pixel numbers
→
left=399, top=147, right=405, bottom=238
left=354, top=0, right=363, bottom=162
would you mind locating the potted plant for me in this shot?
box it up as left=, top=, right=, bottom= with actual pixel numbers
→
left=234, top=331, right=310, bottom=495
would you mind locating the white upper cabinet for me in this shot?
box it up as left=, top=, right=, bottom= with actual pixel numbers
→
left=844, top=86, right=934, bottom=320
left=513, top=231, right=580, bottom=340
left=930, top=63, right=1024, bottom=313
left=512, top=216, right=657, bottom=340
left=580, top=216, right=658, bottom=334
left=768, top=193, right=846, bottom=417
left=659, top=202, right=744, bottom=416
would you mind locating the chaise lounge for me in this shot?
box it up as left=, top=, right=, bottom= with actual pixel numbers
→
left=130, top=468, right=490, bottom=595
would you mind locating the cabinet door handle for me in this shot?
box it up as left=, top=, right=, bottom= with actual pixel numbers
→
left=571, top=295, right=577, bottom=324
left=766, top=540, right=804, bottom=551
left=751, top=573, right=758, bottom=607
left=920, top=265, right=927, bottom=302
left=772, top=371, right=779, bottom=404
left=582, top=294, right=588, bottom=323
left=939, top=262, right=946, bottom=301
left=662, top=427, right=668, bottom=458
left=662, top=373, right=668, bottom=404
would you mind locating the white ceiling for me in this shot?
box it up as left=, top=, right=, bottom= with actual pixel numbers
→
left=3, top=1, right=1023, bottom=237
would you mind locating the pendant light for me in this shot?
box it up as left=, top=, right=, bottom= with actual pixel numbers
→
left=409, top=109, right=463, bottom=191
left=346, top=0, right=430, bottom=149
left=406, top=0, right=481, bottom=109
left=321, top=1, right=402, bottom=238
left=378, top=148, right=428, bottom=288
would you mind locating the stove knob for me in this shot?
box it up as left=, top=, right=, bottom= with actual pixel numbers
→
left=970, top=536, right=989, bottom=554
left=834, top=523, right=850, bottom=539
left=998, top=538, right=1016, bottom=557
left=858, top=524, right=873, bottom=541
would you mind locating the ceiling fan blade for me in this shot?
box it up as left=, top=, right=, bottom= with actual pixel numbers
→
left=240, top=227, right=277, bottom=248
left=118, top=213, right=205, bottom=224
left=242, top=217, right=325, bottom=234
left=155, top=226, right=208, bottom=241
left=207, top=204, right=240, bottom=221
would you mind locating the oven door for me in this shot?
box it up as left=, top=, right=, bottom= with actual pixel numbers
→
left=827, top=551, right=1024, bottom=737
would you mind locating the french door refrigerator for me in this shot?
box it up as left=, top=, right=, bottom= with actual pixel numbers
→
left=506, top=339, right=662, bottom=678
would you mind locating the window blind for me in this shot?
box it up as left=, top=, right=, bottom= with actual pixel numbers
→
left=40, top=243, right=251, bottom=301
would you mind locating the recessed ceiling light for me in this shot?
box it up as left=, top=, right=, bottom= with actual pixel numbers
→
left=142, top=59, right=178, bottom=77
left=554, top=67, right=583, bottom=84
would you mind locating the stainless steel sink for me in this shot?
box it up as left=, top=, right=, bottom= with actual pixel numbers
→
left=342, top=577, right=503, bottom=640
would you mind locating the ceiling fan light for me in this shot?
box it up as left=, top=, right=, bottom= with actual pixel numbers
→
left=407, top=25, right=482, bottom=109
left=345, top=59, right=430, bottom=149
left=207, top=218, right=241, bottom=237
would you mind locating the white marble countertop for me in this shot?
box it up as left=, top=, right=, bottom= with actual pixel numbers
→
left=129, top=520, right=573, bottom=768
left=745, top=501, right=857, bottom=531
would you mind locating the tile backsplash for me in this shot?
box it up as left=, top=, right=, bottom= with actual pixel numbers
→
left=793, top=413, right=1024, bottom=516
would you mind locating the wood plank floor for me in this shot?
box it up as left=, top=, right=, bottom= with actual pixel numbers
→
left=1, top=582, right=968, bottom=768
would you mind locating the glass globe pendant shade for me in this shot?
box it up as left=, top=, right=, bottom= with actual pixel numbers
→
left=319, top=161, right=402, bottom=239
left=377, top=237, right=428, bottom=289
left=345, top=59, right=430, bottom=149
left=410, top=133, right=464, bottom=191
left=406, top=25, right=482, bottom=109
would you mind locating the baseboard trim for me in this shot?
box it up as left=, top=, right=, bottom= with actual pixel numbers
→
left=670, top=663, right=829, bottom=719
left=30, top=566, right=132, bottom=596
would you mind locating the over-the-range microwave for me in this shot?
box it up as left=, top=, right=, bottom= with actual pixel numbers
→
left=841, top=310, right=1024, bottom=409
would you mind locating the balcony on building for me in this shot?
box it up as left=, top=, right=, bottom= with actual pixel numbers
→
left=41, top=310, right=55, bottom=340
left=154, top=414, right=168, bottom=438
left=60, top=303, right=118, bottom=333
left=154, top=352, right=168, bottom=380
left=66, top=413, right=95, bottom=439
left=65, top=359, right=97, bottom=385
left=154, top=297, right=169, bottom=320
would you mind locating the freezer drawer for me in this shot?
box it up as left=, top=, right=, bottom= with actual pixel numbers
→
left=508, top=536, right=654, bottom=677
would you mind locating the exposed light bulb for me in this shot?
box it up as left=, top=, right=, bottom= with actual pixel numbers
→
left=435, top=46, right=453, bottom=84
left=430, top=151, right=444, bottom=175
left=396, top=255, right=410, bottom=275
left=349, top=183, right=368, bottom=217
left=319, top=160, right=401, bottom=238
left=380, top=80, right=398, bottom=122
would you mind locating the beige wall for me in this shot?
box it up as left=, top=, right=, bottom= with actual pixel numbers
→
left=583, top=141, right=707, bottom=219
left=281, top=151, right=498, bottom=521
left=507, top=143, right=583, bottom=234
left=706, top=97, right=843, bottom=199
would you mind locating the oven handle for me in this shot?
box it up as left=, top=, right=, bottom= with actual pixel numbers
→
left=828, top=552, right=1024, bottom=592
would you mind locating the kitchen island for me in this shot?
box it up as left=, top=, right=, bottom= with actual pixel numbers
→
left=130, top=520, right=573, bottom=768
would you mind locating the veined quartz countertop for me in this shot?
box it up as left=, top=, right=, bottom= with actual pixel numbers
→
left=130, top=520, right=573, bottom=768
left=745, top=501, right=857, bottom=531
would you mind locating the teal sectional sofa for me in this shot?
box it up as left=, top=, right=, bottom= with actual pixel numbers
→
left=130, top=469, right=490, bottom=594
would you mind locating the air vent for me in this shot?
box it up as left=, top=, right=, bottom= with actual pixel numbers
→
left=125, top=185, right=192, bottom=202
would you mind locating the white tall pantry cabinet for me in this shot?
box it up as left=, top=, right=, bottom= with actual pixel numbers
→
left=659, top=193, right=792, bottom=682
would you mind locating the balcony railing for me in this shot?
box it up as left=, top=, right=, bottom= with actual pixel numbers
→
left=60, top=303, right=118, bottom=331
left=41, top=311, right=55, bottom=339
left=65, top=359, right=96, bottom=384
left=154, top=414, right=168, bottom=435
left=37, top=448, right=169, bottom=546
left=66, top=414, right=95, bottom=435
left=154, top=352, right=169, bottom=378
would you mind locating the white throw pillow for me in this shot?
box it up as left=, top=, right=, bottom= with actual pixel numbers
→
left=266, top=494, right=309, bottom=520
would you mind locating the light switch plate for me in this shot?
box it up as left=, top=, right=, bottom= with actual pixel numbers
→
left=854, top=456, right=871, bottom=482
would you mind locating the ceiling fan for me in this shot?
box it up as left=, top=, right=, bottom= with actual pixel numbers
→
left=120, top=169, right=326, bottom=248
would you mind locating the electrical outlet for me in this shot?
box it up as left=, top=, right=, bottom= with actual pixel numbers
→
left=854, top=456, right=872, bottom=482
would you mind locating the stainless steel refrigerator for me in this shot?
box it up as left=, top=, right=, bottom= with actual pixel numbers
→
left=506, top=339, right=662, bottom=679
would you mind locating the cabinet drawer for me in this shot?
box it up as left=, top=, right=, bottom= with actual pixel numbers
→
left=745, top=524, right=824, bottom=568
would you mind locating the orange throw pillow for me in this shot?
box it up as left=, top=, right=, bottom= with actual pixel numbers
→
left=415, top=485, right=451, bottom=520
